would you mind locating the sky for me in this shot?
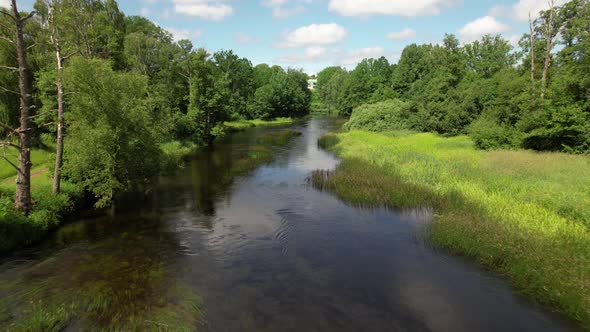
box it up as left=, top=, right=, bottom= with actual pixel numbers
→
left=6, top=0, right=566, bottom=74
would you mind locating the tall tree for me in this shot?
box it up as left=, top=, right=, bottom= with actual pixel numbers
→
left=1, top=1, right=36, bottom=213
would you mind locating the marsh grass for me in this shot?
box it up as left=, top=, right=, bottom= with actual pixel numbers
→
left=314, top=130, right=590, bottom=329
left=224, top=117, right=294, bottom=132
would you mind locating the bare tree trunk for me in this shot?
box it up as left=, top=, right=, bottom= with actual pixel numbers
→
left=48, top=1, right=65, bottom=194
left=529, top=13, right=535, bottom=84
left=11, top=0, right=33, bottom=213
left=541, top=0, right=556, bottom=99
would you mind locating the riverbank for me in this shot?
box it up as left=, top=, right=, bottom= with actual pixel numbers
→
left=314, top=130, right=590, bottom=329
left=0, top=140, right=197, bottom=254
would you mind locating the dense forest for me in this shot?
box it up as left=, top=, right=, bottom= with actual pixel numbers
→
left=0, top=0, right=311, bottom=216
left=315, top=0, right=589, bottom=153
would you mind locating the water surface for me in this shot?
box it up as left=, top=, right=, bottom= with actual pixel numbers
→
left=0, top=118, right=577, bottom=331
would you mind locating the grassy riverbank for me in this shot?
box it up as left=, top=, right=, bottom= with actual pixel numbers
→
left=314, top=130, right=590, bottom=329
left=0, top=140, right=197, bottom=254
left=224, top=117, right=294, bottom=131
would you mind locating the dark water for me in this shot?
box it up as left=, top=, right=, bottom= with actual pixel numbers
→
left=0, top=118, right=578, bottom=331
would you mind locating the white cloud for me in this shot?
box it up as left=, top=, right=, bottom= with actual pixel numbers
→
left=458, top=16, right=511, bottom=43
left=508, top=34, right=521, bottom=47
left=276, top=23, right=348, bottom=48
left=173, top=0, right=233, bottom=20
left=262, top=0, right=306, bottom=18
left=277, top=46, right=399, bottom=68
left=513, top=0, right=568, bottom=21
left=328, top=0, right=455, bottom=17
left=387, top=28, right=416, bottom=40
left=0, top=0, right=10, bottom=8
left=234, top=32, right=259, bottom=44
left=278, top=46, right=328, bottom=62
left=165, top=28, right=204, bottom=41
left=490, top=0, right=568, bottom=22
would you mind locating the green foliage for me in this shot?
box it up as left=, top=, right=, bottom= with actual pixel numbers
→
left=63, top=57, right=162, bottom=207
left=316, top=130, right=590, bottom=327
left=469, top=116, right=521, bottom=150
left=344, top=99, right=411, bottom=132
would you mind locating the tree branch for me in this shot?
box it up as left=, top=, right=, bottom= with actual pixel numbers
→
left=0, top=121, right=17, bottom=134
left=0, top=36, right=14, bottom=44
left=0, top=155, right=22, bottom=174
left=22, top=11, right=36, bottom=22
left=28, top=109, right=57, bottom=119
left=0, top=65, right=17, bottom=71
left=0, top=86, right=19, bottom=95
left=0, top=9, right=16, bottom=22
left=0, top=141, right=21, bottom=150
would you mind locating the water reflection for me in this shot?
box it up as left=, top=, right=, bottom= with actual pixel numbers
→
left=0, top=118, right=579, bottom=331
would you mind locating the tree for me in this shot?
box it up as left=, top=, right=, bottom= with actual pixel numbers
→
left=0, top=1, right=36, bottom=213
left=63, top=57, right=161, bottom=207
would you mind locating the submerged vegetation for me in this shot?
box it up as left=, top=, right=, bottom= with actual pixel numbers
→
left=314, top=130, right=590, bottom=328
left=0, top=230, right=200, bottom=331
left=231, top=129, right=301, bottom=175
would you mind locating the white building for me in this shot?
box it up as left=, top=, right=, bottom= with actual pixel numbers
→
left=307, top=79, right=317, bottom=90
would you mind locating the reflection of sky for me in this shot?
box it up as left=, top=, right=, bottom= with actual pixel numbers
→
left=161, top=119, right=573, bottom=332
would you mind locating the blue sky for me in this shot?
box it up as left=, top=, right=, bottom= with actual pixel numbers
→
left=8, top=0, right=565, bottom=74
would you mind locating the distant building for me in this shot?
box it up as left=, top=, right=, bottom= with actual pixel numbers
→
left=308, top=79, right=317, bottom=90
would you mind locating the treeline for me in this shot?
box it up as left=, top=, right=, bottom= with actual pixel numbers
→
left=0, top=0, right=310, bottom=212
left=317, top=0, right=590, bottom=153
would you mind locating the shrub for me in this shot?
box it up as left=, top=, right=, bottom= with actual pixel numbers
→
left=344, top=99, right=411, bottom=132
left=469, top=116, right=521, bottom=150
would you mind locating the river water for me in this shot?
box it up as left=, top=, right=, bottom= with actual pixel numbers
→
left=0, top=118, right=577, bottom=331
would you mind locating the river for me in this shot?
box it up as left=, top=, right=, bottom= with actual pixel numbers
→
left=0, top=118, right=577, bottom=331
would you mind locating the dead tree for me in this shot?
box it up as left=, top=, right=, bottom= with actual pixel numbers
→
left=541, top=0, right=556, bottom=99
left=0, top=1, right=35, bottom=213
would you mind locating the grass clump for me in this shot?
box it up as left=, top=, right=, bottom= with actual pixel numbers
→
left=159, top=140, right=198, bottom=172
left=315, top=130, right=590, bottom=329
left=224, top=117, right=294, bottom=132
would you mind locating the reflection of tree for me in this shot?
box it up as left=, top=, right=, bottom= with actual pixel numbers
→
left=0, top=216, right=199, bottom=331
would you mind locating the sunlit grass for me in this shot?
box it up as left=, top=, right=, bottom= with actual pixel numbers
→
left=224, top=117, right=294, bottom=131
left=315, top=130, right=590, bottom=329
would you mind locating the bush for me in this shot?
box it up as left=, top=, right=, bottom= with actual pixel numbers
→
left=469, top=116, right=521, bottom=150
left=518, top=106, right=590, bottom=153
left=344, top=99, right=411, bottom=132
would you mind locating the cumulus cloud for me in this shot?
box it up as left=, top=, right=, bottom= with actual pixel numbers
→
left=262, top=0, right=313, bottom=18
left=328, top=0, right=455, bottom=17
left=173, top=0, right=233, bottom=20
left=458, top=16, right=511, bottom=43
left=490, top=0, right=568, bottom=22
left=234, top=32, right=259, bottom=44
left=0, top=0, right=10, bottom=8
left=277, top=46, right=399, bottom=67
left=165, top=28, right=204, bottom=42
left=278, top=46, right=329, bottom=62
left=387, top=28, right=417, bottom=40
left=276, top=23, right=348, bottom=48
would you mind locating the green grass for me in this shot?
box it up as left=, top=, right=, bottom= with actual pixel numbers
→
left=224, top=117, right=294, bottom=131
left=314, top=130, right=590, bottom=329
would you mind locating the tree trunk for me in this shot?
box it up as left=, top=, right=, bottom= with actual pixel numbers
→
left=12, top=0, right=33, bottom=213
left=541, top=0, right=555, bottom=99
left=529, top=13, right=535, bottom=85
left=49, top=2, right=65, bottom=194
